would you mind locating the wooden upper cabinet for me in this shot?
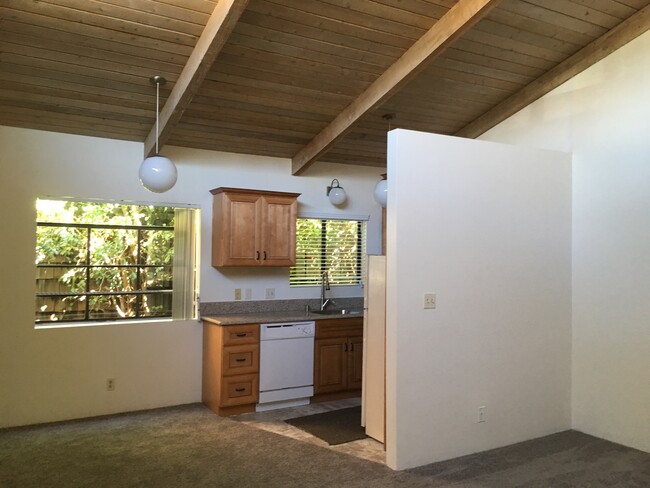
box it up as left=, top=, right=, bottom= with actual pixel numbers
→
left=211, top=187, right=300, bottom=267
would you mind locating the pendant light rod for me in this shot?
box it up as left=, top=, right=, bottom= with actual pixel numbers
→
left=382, top=113, right=395, bottom=131
left=150, top=76, right=167, bottom=155
left=140, top=75, right=177, bottom=194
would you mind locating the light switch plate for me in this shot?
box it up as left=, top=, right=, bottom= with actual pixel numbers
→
left=266, top=288, right=275, bottom=299
left=424, top=293, right=436, bottom=309
left=234, top=288, right=242, bottom=300
left=245, top=288, right=252, bottom=300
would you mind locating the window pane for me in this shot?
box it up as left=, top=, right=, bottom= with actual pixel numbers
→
left=36, top=266, right=87, bottom=294
left=90, top=229, right=138, bottom=265
left=326, top=220, right=360, bottom=285
left=140, top=230, right=174, bottom=266
left=139, top=292, right=172, bottom=317
left=89, top=294, right=138, bottom=320
left=141, top=266, right=173, bottom=291
left=291, top=219, right=323, bottom=286
left=35, top=295, right=86, bottom=323
left=36, top=226, right=87, bottom=265
left=89, top=267, right=137, bottom=293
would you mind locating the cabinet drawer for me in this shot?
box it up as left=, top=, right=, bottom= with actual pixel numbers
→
left=222, top=344, right=259, bottom=376
left=223, top=324, right=259, bottom=346
left=315, top=318, right=363, bottom=339
left=221, top=374, right=259, bottom=407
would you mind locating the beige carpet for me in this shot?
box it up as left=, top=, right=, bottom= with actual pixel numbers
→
left=1, top=404, right=649, bottom=487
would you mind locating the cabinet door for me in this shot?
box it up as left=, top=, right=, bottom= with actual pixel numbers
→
left=259, top=195, right=297, bottom=266
left=347, top=337, right=363, bottom=390
left=213, top=192, right=261, bottom=266
left=314, top=337, right=348, bottom=394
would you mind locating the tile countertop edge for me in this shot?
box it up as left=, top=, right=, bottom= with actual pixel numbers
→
left=201, top=310, right=364, bottom=326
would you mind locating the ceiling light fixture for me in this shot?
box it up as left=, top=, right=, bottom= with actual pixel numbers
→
left=374, top=173, right=387, bottom=208
left=139, top=76, right=177, bottom=193
left=373, top=113, right=394, bottom=208
left=326, top=179, right=347, bottom=206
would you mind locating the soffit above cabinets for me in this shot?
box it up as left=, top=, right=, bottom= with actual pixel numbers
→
left=1, top=0, right=649, bottom=173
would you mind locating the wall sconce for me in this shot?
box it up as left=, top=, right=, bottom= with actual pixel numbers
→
left=139, top=75, right=177, bottom=193
left=326, top=179, right=347, bottom=206
left=373, top=173, right=387, bottom=208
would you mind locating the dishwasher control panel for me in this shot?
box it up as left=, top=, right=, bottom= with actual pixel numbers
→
left=260, top=321, right=315, bottom=340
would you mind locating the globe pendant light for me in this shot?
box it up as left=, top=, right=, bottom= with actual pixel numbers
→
left=139, top=76, right=177, bottom=193
left=373, top=173, right=387, bottom=208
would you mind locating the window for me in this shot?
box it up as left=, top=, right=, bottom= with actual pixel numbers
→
left=35, top=199, right=199, bottom=325
left=290, top=218, right=366, bottom=287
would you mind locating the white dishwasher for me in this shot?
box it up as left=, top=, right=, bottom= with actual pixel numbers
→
left=257, top=321, right=315, bottom=411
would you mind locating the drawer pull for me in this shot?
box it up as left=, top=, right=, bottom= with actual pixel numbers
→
left=235, top=333, right=247, bottom=337
left=235, top=388, right=246, bottom=392
left=235, top=358, right=246, bottom=362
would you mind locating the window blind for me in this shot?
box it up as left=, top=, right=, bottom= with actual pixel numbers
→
left=290, top=218, right=366, bottom=287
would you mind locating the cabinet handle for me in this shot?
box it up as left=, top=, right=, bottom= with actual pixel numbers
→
left=263, top=251, right=267, bottom=260
left=235, top=388, right=246, bottom=392
left=344, top=343, right=348, bottom=352
left=235, top=358, right=246, bottom=362
left=256, top=251, right=260, bottom=260
left=350, top=342, right=354, bottom=352
left=235, top=333, right=247, bottom=337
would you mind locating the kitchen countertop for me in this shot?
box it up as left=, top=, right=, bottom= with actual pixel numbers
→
left=201, top=309, right=364, bottom=326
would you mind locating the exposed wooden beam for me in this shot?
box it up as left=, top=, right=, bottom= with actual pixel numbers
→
left=456, top=4, right=650, bottom=139
left=290, top=0, right=502, bottom=175
left=143, top=0, right=249, bottom=157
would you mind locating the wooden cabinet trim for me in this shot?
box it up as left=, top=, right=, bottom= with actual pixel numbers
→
left=210, top=187, right=301, bottom=199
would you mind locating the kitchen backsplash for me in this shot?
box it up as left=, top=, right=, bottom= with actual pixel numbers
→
left=200, top=297, right=364, bottom=316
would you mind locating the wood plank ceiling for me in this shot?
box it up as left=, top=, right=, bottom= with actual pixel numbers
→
left=1, top=0, right=649, bottom=174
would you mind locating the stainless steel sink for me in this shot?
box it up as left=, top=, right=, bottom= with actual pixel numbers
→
left=310, top=309, right=363, bottom=316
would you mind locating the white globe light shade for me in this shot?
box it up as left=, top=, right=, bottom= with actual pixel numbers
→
left=328, top=187, right=347, bottom=206
left=139, top=155, right=177, bottom=193
left=373, top=179, right=387, bottom=208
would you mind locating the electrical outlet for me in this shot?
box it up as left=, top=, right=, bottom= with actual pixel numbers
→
left=234, top=288, right=242, bottom=300
left=245, top=288, right=252, bottom=300
left=423, top=293, right=436, bottom=309
left=477, top=406, right=486, bottom=423
left=265, top=288, right=275, bottom=299
left=106, top=378, right=116, bottom=391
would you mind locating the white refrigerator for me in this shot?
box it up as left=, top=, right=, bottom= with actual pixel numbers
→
left=361, top=255, right=386, bottom=443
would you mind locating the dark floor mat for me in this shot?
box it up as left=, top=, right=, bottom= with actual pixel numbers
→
left=285, top=406, right=367, bottom=445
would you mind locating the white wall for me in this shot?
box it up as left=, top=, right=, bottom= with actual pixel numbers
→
left=482, top=31, right=650, bottom=454
left=385, top=129, right=572, bottom=469
left=0, top=126, right=383, bottom=427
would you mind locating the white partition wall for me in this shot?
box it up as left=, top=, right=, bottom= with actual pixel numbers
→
left=385, top=130, right=572, bottom=470
left=482, top=31, right=650, bottom=455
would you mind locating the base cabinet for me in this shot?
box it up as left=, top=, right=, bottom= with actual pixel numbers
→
left=202, top=322, right=260, bottom=416
left=313, top=318, right=363, bottom=401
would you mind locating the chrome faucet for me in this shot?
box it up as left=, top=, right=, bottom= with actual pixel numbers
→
left=320, top=270, right=331, bottom=311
